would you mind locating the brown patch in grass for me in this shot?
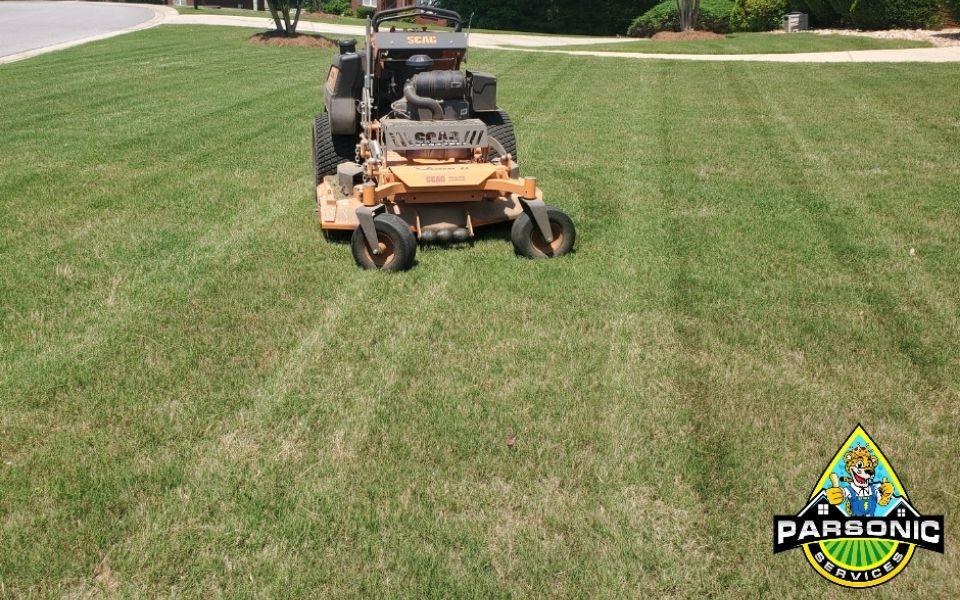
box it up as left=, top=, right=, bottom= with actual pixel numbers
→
left=248, top=31, right=336, bottom=48
left=92, top=557, right=119, bottom=594
left=652, top=30, right=726, bottom=41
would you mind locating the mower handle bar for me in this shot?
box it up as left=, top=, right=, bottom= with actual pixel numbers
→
left=372, top=7, right=463, bottom=32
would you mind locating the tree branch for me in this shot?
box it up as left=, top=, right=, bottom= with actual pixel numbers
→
left=292, top=0, right=302, bottom=33
left=266, top=0, right=283, bottom=32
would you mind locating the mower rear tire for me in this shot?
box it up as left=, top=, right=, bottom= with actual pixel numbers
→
left=313, top=113, right=357, bottom=188
left=479, top=110, right=517, bottom=163
left=511, top=206, right=576, bottom=259
left=351, top=214, right=417, bottom=272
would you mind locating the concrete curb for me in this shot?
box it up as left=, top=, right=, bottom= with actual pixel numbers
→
left=0, top=2, right=176, bottom=66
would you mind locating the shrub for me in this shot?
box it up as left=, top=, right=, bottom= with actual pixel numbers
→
left=789, top=0, right=940, bottom=27
left=729, top=0, right=788, bottom=30
left=321, top=0, right=349, bottom=14
left=790, top=0, right=842, bottom=26
left=949, top=0, right=960, bottom=21
left=356, top=6, right=375, bottom=18
left=849, top=0, right=942, bottom=28
left=628, top=0, right=735, bottom=36
left=824, top=0, right=854, bottom=21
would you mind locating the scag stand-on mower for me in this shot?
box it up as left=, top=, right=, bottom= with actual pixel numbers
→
left=312, top=6, right=576, bottom=271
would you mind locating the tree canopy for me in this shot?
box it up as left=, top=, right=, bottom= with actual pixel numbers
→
left=435, top=0, right=657, bottom=36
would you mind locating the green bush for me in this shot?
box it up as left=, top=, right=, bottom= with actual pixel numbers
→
left=790, top=0, right=842, bottom=25
left=849, top=0, right=942, bottom=28
left=356, top=6, right=375, bottom=18
left=628, top=0, right=735, bottom=36
left=790, top=0, right=941, bottom=27
left=729, top=0, right=788, bottom=30
left=321, top=0, right=349, bottom=14
left=949, top=0, right=960, bottom=21
left=824, top=0, right=854, bottom=21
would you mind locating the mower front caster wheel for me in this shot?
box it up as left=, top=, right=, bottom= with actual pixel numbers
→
left=351, top=214, right=417, bottom=272
left=511, top=205, right=576, bottom=259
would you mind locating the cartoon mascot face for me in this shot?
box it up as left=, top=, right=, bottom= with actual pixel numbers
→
left=844, top=446, right=878, bottom=487
left=825, top=445, right=895, bottom=514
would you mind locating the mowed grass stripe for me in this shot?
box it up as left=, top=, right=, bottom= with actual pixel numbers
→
left=1, top=26, right=959, bottom=596
left=743, top=65, right=959, bottom=385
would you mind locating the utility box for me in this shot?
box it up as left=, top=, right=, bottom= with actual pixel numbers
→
left=468, top=71, right=498, bottom=113
left=783, top=12, right=809, bottom=32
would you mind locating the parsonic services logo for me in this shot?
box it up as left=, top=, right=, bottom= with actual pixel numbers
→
left=773, top=425, right=944, bottom=589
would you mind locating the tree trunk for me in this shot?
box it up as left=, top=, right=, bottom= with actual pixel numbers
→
left=292, top=0, right=302, bottom=33
left=266, top=0, right=283, bottom=33
left=677, top=0, right=699, bottom=31
left=280, top=4, right=293, bottom=36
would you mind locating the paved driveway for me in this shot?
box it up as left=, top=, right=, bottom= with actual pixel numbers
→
left=0, top=1, right=159, bottom=61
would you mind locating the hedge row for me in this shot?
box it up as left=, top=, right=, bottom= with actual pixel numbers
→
left=848, top=0, right=943, bottom=28
left=629, top=0, right=948, bottom=34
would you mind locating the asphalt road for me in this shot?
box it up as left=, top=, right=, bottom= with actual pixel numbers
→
left=0, top=1, right=156, bottom=60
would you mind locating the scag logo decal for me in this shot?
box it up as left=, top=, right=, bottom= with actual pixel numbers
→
left=425, top=175, right=466, bottom=184
left=773, top=425, right=944, bottom=588
left=406, top=35, right=438, bottom=45
left=414, top=131, right=461, bottom=145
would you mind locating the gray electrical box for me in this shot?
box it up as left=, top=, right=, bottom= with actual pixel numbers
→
left=783, top=12, right=809, bottom=32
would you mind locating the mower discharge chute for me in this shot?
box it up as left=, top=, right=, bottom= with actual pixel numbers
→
left=312, top=6, right=576, bottom=271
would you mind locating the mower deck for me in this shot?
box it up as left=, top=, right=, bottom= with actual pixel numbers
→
left=316, top=154, right=533, bottom=237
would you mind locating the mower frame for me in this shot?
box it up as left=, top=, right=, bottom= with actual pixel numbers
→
left=312, top=7, right=574, bottom=270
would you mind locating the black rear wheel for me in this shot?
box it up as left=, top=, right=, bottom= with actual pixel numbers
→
left=351, top=214, right=418, bottom=272
left=478, top=109, right=517, bottom=163
left=313, top=113, right=357, bottom=188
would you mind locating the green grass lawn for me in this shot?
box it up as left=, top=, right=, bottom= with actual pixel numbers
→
left=1, top=25, right=958, bottom=596
left=536, top=32, right=933, bottom=54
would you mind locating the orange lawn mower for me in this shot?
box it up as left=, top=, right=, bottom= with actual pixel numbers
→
left=311, top=6, right=576, bottom=271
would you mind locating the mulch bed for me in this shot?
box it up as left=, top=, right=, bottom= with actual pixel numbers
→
left=249, top=31, right=336, bottom=48
left=651, top=30, right=726, bottom=41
